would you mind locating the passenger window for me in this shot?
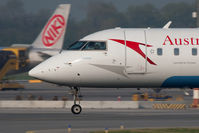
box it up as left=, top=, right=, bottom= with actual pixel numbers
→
left=174, top=48, right=179, bottom=56
left=157, top=48, right=162, bottom=56
left=192, top=48, right=197, bottom=56
left=82, top=41, right=106, bottom=50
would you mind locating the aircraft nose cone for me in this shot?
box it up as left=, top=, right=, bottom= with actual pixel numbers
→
left=29, top=54, right=62, bottom=82
left=28, top=65, right=42, bottom=79
left=29, top=68, right=36, bottom=78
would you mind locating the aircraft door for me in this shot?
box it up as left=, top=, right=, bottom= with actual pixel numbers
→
left=124, top=30, right=147, bottom=74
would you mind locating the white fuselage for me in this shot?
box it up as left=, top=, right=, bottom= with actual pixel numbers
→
left=29, top=28, right=199, bottom=88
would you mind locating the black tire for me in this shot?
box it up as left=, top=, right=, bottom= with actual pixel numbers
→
left=71, top=104, right=82, bottom=114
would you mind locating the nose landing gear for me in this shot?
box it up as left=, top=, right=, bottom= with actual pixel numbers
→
left=71, top=87, right=82, bottom=114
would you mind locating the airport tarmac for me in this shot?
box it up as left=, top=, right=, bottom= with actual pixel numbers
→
left=0, top=81, right=195, bottom=133
left=0, top=108, right=199, bottom=133
left=0, top=81, right=193, bottom=101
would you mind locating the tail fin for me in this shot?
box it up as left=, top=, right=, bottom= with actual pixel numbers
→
left=32, top=4, right=70, bottom=50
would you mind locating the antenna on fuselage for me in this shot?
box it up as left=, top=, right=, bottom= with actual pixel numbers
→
left=163, top=21, right=172, bottom=29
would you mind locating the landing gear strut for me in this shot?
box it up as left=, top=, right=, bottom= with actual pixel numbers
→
left=71, top=87, right=82, bottom=114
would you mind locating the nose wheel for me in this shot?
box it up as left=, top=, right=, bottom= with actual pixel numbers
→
left=71, top=87, right=82, bottom=114
left=71, top=104, right=82, bottom=114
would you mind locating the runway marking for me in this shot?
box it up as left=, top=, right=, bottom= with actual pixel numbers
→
left=29, top=80, right=42, bottom=83
left=26, top=131, right=35, bottom=133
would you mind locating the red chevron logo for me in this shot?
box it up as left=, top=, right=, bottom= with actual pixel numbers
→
left=110, top=39, right=156, bottom=65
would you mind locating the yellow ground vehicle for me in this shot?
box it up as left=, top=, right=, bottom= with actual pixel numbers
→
left=0, top=47, right=28, bottom=90
left=3, top=47, right=28, bottom=69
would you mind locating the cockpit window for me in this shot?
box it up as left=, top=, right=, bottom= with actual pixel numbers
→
left=82, top=42, right=106, bottom=50
left=67, top=41, right=87, bottom=50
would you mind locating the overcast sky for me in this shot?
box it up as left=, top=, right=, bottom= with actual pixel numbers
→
left=0, top=0, right=195, bottom=20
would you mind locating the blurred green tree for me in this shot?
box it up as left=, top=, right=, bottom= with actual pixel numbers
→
left=0, top=1, right=196, bottom=48
left=126, top=4, right=164, bottom=28
left=161, top=2, right=195, bottom=28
